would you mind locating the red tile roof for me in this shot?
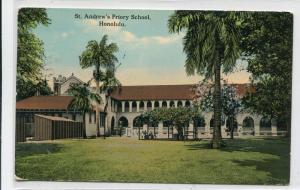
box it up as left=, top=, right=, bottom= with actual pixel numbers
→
left=16, top=96, right=74, bottom=110
left=16, top=84, right=251, bottom=110
left=110, top=84, right=196, bottom=101
left=110, top=84, right=251, bottom=101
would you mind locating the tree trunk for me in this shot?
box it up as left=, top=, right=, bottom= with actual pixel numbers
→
left=138, top=125, right=141, bottom=140
left=230, top=116, right=234, bottom=139
left=95, top=80, right=100, bottom=137
left=212, top=60, right=222, bottom=149
left=82, top=111, right=87, bottom=139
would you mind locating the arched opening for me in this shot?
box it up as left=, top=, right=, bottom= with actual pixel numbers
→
left=243, top=116, right=254, bottom=135
left=154, top=101, right=159, bottom=108
left=260, top=116, right=271, bottom=131
left=125, top=101, right=129, bottom=112
left=133, top=117, right=139, bottom=128
left=177, top=101, right=183, bottom=107
left=117, top=116, right=128, bottom=136
left=277, top=117, right=287, bottom=131
left=139, top=101, right=144, bottom=111
left=185, top=100, right=191, bottom=107
left=132, top=101, right=137, bottom=112
left=162, top=101, right=167, bottom=108
left=170, top=101, right=175, bottom=107
left=147, top=101, right=152, bottom=111
left=210, top=117, right=214, bottom=129
left=226, top=117, right=238, bottom=132
left=111, top=117, right=115, bottom=135
left=194, top=117, right=205, bottom=128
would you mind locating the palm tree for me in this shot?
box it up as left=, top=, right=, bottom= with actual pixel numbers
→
left=79, top=35, right=120, bottom=137
left=67, top=83, right=101, bottom=139
left=168, top=11, right=243, bottom=148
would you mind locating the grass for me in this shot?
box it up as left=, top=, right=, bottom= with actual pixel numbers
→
left=15, top=137, right=290, bottom=185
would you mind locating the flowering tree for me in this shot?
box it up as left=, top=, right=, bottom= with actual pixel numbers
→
left=195, top=83, right=241, bottom=139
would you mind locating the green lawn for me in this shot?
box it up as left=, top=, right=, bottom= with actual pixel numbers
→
left=15, top=137, right=290, bottom=185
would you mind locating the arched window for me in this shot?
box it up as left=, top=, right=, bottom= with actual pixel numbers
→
left=162, top=101, right=167, bottom=108
left=170, top=101, right=175, bottom=107
left=177, top=101, right=183, bottom=107
left=154, top=101, right=159, bottom=108
left=132, top=101, right=137, bottom=112
left=185, top=100, right=191, bottom=107
left=147, top=101, right=152, bottom=111
left=139, top=101, right=144, bottom=111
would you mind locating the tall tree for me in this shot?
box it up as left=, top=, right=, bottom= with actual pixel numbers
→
left=17, top=8, right=51, bottom=100
left=79, top=35, right=120, bottom=137
left=67, top=83, right=101, bottom=138
left=241, top=12, right=293, bottom=136
left=168, top=11, right=244, bottom=148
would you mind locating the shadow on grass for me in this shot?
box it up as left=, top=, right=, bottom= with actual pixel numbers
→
left=185, top=137, right=290, bottom=184
left=16, top=142, right=64, bottom=157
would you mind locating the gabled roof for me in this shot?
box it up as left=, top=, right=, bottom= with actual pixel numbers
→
left=16, top=96, right=74, bottom=110
left=60, top=74, right=84, bottom=86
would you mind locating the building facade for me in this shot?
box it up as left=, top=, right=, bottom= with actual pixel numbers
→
left=16, top=74, right=287, bottom=140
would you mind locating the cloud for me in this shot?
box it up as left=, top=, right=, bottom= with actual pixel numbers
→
left=60, top=31, right=75, bottom=39
left=115, top=67, right=201, bottom=86
left=120, top=31, right=183, bottom=45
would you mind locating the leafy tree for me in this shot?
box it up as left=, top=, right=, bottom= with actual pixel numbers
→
left=80, top=35, right=121, bottom=137
left=17, top=8, right=51, bottom=100
left=168, top=11, right=245, bottom=148
left=241, top=12, right=293, bottom=136
left=141, top=107, right=203, bottom=140
left=67, top=83, right=101, bottom=138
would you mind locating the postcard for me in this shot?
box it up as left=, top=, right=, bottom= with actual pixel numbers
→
left=15, top=8, right=292, bottom=185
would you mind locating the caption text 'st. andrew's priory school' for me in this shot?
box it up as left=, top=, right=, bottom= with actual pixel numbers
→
left=16, top=74, right=287, bottom=140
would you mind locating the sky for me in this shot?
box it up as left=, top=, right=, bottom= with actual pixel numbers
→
left=35, top=8, right=251, bottom=88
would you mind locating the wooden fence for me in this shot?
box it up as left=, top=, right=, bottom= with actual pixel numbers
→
left=16, top=116, right=26, bottom=142
left=34, top=114, right=83, bottom=141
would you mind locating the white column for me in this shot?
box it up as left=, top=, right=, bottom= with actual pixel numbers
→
left=189, top=121, right=194, bottom=139
left=144, top=101, right=147, bottom=111
left=182, top=100, right=186, bottom=107
left=158, top=122, right=163, bottom=138
left=237, top=124, right=243, bottom=137
left=129, top=101, right=132, bottom=112
left=254, top=117, right=261, bottom=136
left=174, top=100, right=178, bottom=108
left=167, top=100, right=170, bottom=108
left=121, top=101, right=125, bottom=112
left=128, top=119, right=134, bottom=137
left=204, top=113, right=212, bottom=137
left=136, top=101, right=140, bottom=112
left=271, top=118, right=277, bottom=136
left=151, top=101, right=155, bottom=110
left=159, top=101, right=163, bottom=108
